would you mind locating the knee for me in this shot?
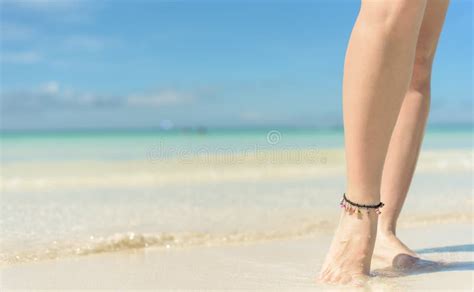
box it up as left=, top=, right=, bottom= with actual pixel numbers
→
left=410, top=51, right=434, bottom=94
left=359, top=0, right=427, bottom=36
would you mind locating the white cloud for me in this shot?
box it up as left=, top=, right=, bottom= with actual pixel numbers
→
left=1, top=51, right=42, bottom=64
left=2, top=0, right=83, bottom=11
left=127, top=89, right=194, bottom=108
left=1, top=83, right=197, bottom=112
left=1, top=0, right=100, bottom=24
left=39, top=81, right=60, bottom=95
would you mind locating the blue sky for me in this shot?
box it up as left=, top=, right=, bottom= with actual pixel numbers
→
left=0, top=0, right=472, bottom=131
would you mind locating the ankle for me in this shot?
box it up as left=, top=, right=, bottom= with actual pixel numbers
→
left=377, top=226, right=396, bottom=238
left=377, top=217, right=398, bottom=235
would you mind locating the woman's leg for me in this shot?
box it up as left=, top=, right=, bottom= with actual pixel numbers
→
left=319, top=0, right=427, bottom=285
left=374, top=0, right=450, bottom=264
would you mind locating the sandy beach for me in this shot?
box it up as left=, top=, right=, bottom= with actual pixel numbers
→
left=1, top=131, right=472, bottom=290
left=1, top=0, right=472, bottom=289
left=2, top=222, right=473, bottom=290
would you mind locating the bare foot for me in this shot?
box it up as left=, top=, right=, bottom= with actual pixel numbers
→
left=373, top=232, right=419, bottom=267
left=318, top=210, right=378, bottom=286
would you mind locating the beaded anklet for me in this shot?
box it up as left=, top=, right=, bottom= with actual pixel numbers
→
left=340, top=193, right=384, bottom=215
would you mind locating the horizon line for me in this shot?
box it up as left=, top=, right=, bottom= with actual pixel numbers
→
left=0, top=123, right=472, bottom=135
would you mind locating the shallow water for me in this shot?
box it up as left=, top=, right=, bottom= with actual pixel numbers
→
left=0, top=129, right=472, bottom=265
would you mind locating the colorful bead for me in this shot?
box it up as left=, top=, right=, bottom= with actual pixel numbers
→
left=340, top=193, right=384, bottom=215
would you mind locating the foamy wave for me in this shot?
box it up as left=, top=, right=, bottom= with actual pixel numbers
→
left=2, top=211, right=473, bottom=266
left=0, top=220, right=333, bottom=266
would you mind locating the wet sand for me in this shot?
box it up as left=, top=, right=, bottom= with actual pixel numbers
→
left=2, top=222, right=472, bottom=291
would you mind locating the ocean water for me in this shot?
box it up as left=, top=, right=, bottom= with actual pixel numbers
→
left=0, top=128, right=472, bottom=265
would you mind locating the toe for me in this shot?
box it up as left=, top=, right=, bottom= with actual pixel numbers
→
left=330, top=273, right=343, bottom=284
left=325, top=272, right=334, bottom=283
left=340, top=274, right=352, bottom=285
left=318, top=267, right=330, bottom=280
left=320, top=269, right=334, bottom=284
left=350, top=274, right=369, bottom=287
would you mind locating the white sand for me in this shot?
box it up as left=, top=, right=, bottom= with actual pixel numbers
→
left=1, top=222, right=472, bottom=291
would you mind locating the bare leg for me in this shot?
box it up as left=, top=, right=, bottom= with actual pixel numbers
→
left=374, top=0, right=450, bottom=265
left=318, top=0, right=427, bottom=285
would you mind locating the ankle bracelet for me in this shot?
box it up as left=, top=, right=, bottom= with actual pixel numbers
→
left=340, top=193, right=384, bottom=215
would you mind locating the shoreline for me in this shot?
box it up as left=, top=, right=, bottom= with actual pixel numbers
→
left=2, top=210, right=471, bottom=267
left=2, top=222, right=472, bottom=290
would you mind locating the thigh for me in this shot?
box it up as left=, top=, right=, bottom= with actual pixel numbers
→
left=359, top=0, right=428, bottom=29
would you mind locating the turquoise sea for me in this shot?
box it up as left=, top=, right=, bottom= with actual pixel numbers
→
left=1, top=126, right=472, bottom=162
